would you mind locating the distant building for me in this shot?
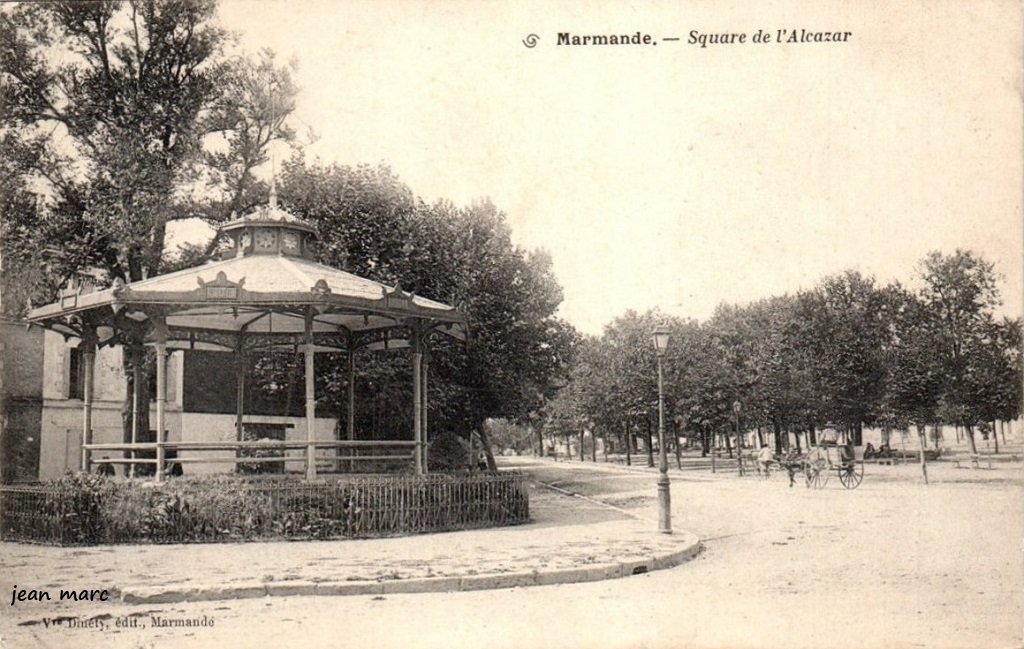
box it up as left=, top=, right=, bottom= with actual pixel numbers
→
left=0, top=315, right=44, bottom=482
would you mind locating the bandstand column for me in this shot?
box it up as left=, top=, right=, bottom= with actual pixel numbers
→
left=347, top=346, right=356, bottom=442
left=154, top=316, right=168, bottom=482
left=235, top=336, right=246, bottom=443
left=130, top=361, right=140, bottom=478
left=304, top=311, right=317, bottom=480
left=347, top=346, right=356, bottom=472
left=420, top=343, right=430, bottom=473
left=412, top=329, right=423, bottom=475
left=79, top=326, right=97, bottom=473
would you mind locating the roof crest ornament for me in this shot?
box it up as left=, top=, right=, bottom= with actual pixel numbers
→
left=311, top=279, right=332, bottom=299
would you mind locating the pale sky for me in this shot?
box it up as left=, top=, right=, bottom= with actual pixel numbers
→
left=170, top=0, right=1024, bottom=335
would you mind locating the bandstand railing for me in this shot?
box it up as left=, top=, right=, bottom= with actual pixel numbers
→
left=85, top=439, right=421, bottom=476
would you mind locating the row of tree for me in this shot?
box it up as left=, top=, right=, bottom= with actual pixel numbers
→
left=543, top=251, right=1022, bottom=459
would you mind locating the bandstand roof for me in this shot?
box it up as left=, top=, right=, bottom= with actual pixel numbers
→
left=27, top=203, right=467, bottom=354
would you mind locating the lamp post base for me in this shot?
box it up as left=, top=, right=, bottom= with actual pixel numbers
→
left=657, top=471, right=672, bottom=534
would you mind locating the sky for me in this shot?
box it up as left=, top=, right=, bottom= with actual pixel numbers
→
left=169, top=0, right=1024, bottom=335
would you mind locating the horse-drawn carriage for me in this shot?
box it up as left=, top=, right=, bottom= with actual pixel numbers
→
left=802, top=444, right=864, bottom=489
left=762, top=443, right=864, bottom=489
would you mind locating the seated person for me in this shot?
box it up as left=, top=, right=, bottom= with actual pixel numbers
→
left=820, top=428, right=839, bottom=446
left=95, top=460, right=115, bottom=477
left=838, top=443, right=853, bottom=462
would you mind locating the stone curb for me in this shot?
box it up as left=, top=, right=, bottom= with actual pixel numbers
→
left=118, top=533, right=702, bottom=605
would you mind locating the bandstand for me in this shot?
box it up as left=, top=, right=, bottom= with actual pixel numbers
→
left=26, top=193, right=467, bottom=482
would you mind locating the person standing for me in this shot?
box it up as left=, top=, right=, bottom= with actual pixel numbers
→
left=757, top=444, right=774, bottom=476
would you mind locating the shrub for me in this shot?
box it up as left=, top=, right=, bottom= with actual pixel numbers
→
left=428, top=432, right=469, bottom=471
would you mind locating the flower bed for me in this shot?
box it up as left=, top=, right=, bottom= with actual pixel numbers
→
left=0, top=471, right=528, bottom=545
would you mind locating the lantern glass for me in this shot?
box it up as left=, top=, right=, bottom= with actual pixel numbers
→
left=652, top=325, right=670, bottom=356
left=732, top=400, right=742, bottom=415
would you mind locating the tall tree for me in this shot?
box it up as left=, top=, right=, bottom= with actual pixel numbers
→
left=796, top=271, right=891, bottom=445
left=917, top=250, right=1003, bottom=453
left=275, top=160, right=579, bottom=466
left=1, top=0, right=298, bottom=445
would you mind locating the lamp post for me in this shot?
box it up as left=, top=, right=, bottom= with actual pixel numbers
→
left=733, top=400, right=744, bottom=477
left=652, top=325, right=672, bottom=534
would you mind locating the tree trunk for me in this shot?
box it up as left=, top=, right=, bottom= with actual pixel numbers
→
left=710, top=429, right=717, bottom=473
left=794, top=428, right=802, bottom=453
left=700, top=428, right=708, bottom=457
left=121, top=343, right=151, bottom=468
left=854, top=421, right=863, bottom=446
left=591, top=430, right=597, bottom=462
left=580, top=431, right=585, bottom=462
left=724, top=429, right=732, bottom=458
left=564, top=434, right=571, bottom=460
left=674, top=429, right=682, bottom=470
left=992, top=421, right=999, bottom=454
left=645, top=420, right=654, bottom=468
left=917, top=424, right=929, bottom=485
left=536, top=426, right=544, bottom=457
left=756, top=426, right=764, bottom=447
left=624, top=420, right=631, bottom=466
left=476, top=427, right=498, bottom=471
left=807, top=421, right=817, bottom=446
left=965, top=424, right=977, bottom=454
left=772, top=418, right=783, bottom=455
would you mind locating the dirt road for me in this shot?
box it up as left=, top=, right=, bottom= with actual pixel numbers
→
left=2, top=457, right=1021, bottom=649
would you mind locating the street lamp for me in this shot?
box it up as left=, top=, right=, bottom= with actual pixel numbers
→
left=733, top=400, right=744, bottom=476
left=652, top=325, right=672, bottom=534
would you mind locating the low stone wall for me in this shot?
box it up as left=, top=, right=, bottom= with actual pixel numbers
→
left=0, top=471, right=529, bottom=545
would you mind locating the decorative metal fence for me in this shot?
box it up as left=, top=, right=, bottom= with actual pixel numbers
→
left=0, top=472, right=529, bottom=546
left=0, top=484, right=79, bottom=545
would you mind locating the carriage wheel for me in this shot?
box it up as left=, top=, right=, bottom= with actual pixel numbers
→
left=805, top=459, right=829, bottom=489
left=811, top=466, right=829, bottom=489
left=839, top=461, right=863, bottom=489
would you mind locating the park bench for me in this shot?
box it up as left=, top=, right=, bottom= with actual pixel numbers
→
left=955, top=454, right=991, bottom=469
left=867, top=456, right=901, bottom=466
left=868, top=449, right=941, bottom=465
left=954, top=452, right=1020, bottom=469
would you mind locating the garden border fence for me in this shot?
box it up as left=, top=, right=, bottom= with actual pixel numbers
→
left=0, top=471, right=529, bottom=545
